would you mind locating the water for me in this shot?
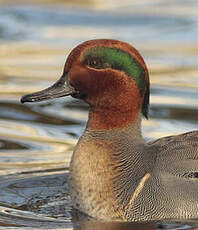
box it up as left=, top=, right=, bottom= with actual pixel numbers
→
left=0, top=0, right=198, bottom=229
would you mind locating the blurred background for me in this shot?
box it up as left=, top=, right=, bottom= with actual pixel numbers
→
left=0, top=0, right=198, bottom=229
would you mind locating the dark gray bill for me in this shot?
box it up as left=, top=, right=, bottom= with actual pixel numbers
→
left=21, top=73, right=75, bottom=103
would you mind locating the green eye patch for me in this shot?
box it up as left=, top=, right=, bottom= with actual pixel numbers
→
left=83, top=47, right=146, bottom=95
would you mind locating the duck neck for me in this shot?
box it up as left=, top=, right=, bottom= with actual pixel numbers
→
left=87, top=105, right=141, bottom=133
left=87, top=111, right=143, bottom=139
left=69, top=113, right=149, bottom=221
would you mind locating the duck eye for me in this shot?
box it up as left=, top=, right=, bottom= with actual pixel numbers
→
left=84, top=56, right=109, bottom=69
left=89, top=59, right=98, bottom=67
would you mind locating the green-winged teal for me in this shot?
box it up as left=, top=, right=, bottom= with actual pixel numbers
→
left=21, top=39, right=198, bottom=221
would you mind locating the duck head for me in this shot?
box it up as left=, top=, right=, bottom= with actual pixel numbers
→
left=21, top=39, right=149, bottom=130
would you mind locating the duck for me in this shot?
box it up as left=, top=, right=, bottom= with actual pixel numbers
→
left=21, top=39, right=198, bottom=222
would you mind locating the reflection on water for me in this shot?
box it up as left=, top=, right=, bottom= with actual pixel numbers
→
left=0, top=0, right=198, bottom=229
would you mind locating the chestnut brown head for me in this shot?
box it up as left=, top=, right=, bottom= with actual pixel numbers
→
left=21, top=39, right=149, bottom=119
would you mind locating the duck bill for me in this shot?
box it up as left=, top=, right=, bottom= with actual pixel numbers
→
left=21, top=73, right=75, bottom=103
